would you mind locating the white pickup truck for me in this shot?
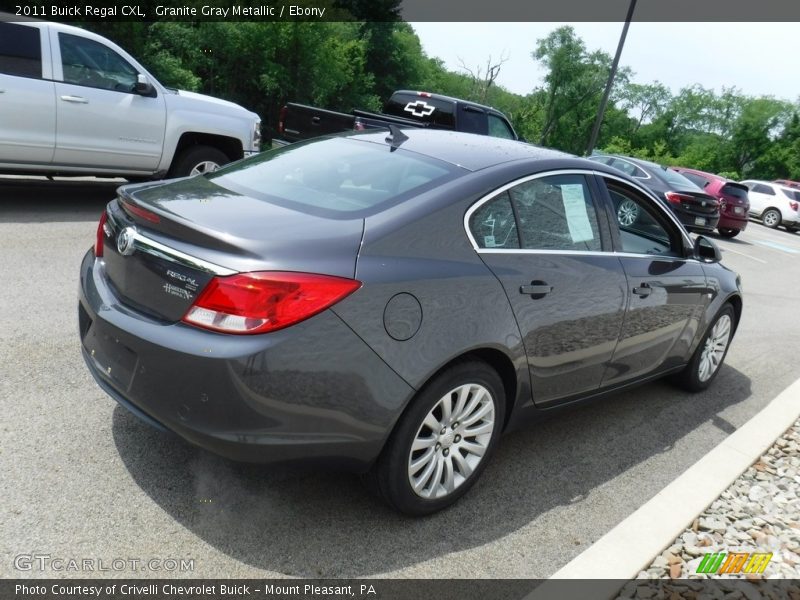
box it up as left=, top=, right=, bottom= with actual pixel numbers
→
left=0, top=19, right=261, bottom=179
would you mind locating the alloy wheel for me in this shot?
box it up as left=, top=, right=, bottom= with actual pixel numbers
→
left=762, top=210, right=780, bottom=228
left=190, top=161, right=220, bottom=176
left=617, top=200, right=639, bottom=227
left=407, top=383, right=495, bottom=500
left=698, top=314, right=732, bottom=382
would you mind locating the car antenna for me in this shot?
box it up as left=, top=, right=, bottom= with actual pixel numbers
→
left=385, top=124, right=409, bottom=151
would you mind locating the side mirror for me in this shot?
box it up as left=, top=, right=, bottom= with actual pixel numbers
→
left=694, top=235, right=722, bottom=263
left=135, top=74, right=154, bottom=96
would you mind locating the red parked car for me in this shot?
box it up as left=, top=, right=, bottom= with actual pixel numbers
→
left=670, top=167, right=750, bottom=238
left=774, top=179, right=800, bottom=190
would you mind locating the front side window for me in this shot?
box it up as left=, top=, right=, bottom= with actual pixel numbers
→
left=605, top=181, right=678, bottom=256
left=0, top=23, right=42, bottom=78
left=59, top=33, right=138, bottom=92
left=510, top=174, right=602, bottom=252
left=487, top=114, right=515, bottom=139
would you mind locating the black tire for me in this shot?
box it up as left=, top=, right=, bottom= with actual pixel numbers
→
left=672, top=304, right=736, bottom=393
left=365, top=360, right=505, bottom=516
left=761, top=208, right=782, bottom=229
left=169, top=145, right=229, bottom=178
left=717, top=228, right=740, bottom=238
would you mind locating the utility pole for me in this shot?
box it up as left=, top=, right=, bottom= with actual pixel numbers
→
left=585, top=0, right=637, bottom=156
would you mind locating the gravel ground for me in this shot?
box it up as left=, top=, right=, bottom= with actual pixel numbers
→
left=633, top=418, right=800, bottom=583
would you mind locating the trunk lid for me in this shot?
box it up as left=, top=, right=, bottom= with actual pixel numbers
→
left=101, top=176, right=363, bottom=322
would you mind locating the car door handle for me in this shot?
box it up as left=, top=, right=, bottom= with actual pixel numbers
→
left=520, top=281, right=553, bottom=299
left=60, top=95, right=89, bottom=104
left=632, top=283, right=652, bottom=298
left=311, top=116, right=321, bottom=124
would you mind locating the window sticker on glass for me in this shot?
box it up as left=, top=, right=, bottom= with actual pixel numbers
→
left=560, top=184, right=594, bottom=243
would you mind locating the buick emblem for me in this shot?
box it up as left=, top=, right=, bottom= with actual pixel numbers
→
left=117, top=227, right=137, bottom=256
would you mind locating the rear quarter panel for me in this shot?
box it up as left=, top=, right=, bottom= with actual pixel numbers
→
left=330, top=161, right=577, bottom=429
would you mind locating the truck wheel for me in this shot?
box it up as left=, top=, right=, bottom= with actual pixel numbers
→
left=169, top=146, right=229, bottom=178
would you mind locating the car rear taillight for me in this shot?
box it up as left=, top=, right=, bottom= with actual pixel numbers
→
left=183, top=271, right=361, bottom=335
left=664, top=191, right=695, bottom=205
left=278, top=106, right=288, bottom=135
left=95, top=211, right=108, bottom=257
left=120, top=198, right=160, bottom=224
left=791, top=201, right=799, bottom=212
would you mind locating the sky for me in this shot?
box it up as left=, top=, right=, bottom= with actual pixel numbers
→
left=410, top=23, right=800, bottom=102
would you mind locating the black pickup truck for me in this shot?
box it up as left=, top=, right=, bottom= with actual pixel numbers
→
left=273, top=90, right=519, bottom=146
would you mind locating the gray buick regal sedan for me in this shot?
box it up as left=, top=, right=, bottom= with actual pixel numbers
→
left=79, top=129, right=742, bottom=515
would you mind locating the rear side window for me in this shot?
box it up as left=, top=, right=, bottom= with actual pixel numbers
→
left=208, top=137, right=460, bottom=218
left=783, top=188, right=800, bottom=202
left=469, top=192, right=519, bottom=249
left=750, top=183, right=775, bottom=195
left=383, top=94, right=456, bottom=128
left=680, top=172, right=711, bottom=189
left=459, top=107, right=488, bottom=135
left=0, top=23, right=42, bottom=78
left=510, top=174, right=602, bottom=252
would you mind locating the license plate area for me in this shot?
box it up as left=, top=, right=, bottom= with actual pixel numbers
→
left=83, top=326, right=138, bottom=390
left=694, top=217, right=706, bottom=226
left=734, top=206, right=744, bottom=214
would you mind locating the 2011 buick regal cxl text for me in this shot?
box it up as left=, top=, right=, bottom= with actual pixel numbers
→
left=79, top=129, right=742, bottom=515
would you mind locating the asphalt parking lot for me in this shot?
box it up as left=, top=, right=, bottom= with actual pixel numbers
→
left=2, top=177, right=799, bottom=579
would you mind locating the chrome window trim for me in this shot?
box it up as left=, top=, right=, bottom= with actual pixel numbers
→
left=476, top=248, right=703, bottom=263
left=105, top=209, right=235, bottom=276
left=463, top=168, right=694, bottom=254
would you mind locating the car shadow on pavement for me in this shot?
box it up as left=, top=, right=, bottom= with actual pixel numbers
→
left=112, top=364, right=751, bottom=577
left=0, top=179, right=122, bottom=223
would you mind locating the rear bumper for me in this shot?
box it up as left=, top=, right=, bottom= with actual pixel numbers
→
left=78, top=250, right=414, bottom=469
left=718, top=212, right=748, bottom=231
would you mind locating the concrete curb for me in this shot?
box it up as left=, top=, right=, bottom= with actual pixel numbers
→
left=528, top=375, right=800, bottom=598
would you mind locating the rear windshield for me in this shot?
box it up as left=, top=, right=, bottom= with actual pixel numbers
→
left=720, top=184, right=749, bottom=200
left=659, top=168, right=704, bottom=192
left=207, top=137, right=461, bottom=218
left=383, top=94, right=456, bottom=128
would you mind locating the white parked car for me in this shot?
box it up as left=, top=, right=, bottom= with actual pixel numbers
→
left=0, top=19, right=261, bottom=179
left=740, top=180, right=800, bottom=231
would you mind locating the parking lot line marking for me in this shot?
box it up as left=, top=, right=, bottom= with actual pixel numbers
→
left=754, top=240, right=800, bottom=254
left=528, top=375, right=800, bottom=591
left=719, top=246, right=767, bottom=264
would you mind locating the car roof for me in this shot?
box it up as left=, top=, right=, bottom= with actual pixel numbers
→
left=346, top=129, right=574, bottom=172
left=673, top=166, right=724, bottom=181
